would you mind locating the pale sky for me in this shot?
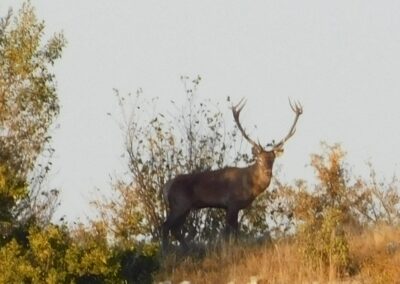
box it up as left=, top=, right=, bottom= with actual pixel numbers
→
left=2, top=1, right=400, bottom=222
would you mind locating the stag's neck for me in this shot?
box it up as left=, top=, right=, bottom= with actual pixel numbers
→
left=248, top=162, right=273, bottom=196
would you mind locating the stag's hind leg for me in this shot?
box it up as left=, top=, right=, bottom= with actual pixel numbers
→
left=225, top=208, right=239, bottom=239
left=162, top=219, right=171, bottom=252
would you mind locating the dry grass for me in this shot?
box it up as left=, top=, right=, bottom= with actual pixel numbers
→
left=350, top=225, right=400, bottom=284
left=156, top=225, right=400, bottom=284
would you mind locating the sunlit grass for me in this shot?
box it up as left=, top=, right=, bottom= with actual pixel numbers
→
left=157, top=225, right=400, bottom=283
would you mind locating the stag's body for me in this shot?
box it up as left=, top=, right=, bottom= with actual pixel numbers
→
left=165, top=163, right=273, bottom=211
left=162, top=99, right=302, bottom=250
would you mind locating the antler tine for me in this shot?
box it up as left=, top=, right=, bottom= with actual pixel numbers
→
left=289, top=98, right=295, bottom=112
left=232, top=97, right=247, bottom=114
left=289, top=98, right=303, bottom=114
left=274, top=99, right=303, bottom=149
left=231, top=98, right=259, bottom=149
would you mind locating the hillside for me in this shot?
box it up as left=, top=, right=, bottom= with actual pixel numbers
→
left=157, top=225, right=400, bottom=283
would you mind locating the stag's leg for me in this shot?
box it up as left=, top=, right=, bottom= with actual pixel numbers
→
left=225, top=208, right=239, bottom=238
left=170, top=211, right=189, bottom=250
left=162, top=210, right=189, bottom=251
left=162, top=217, right=171, bottom=252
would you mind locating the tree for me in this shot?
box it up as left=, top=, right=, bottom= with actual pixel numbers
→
left=0, top=2, right=65, bottom=241
left=94, top=76, right=285, bottom=247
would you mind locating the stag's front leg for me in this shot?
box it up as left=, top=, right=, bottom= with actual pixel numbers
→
left=170, top=212, right=189, bottom=251
left=225, top=208, right=239, bottom=238
left=162, top=210, right=189, bottom=252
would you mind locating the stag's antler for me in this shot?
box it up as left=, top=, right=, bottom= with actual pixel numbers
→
left=231, top=98, right=261, bottom=150
left=274, top=99, right=303, bottom=149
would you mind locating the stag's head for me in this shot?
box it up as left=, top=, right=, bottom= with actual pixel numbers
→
left=231, top=98, right=303, bottom=167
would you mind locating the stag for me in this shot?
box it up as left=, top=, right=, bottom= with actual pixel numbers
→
left=162, top=99, right=303, bottom=250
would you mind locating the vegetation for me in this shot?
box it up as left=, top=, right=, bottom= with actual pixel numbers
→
left=94, top=76, right=280, bottom=246
left=1, top=2, right=400, bottom=284
left=0, top=2, right=65, bottom=243
left=156, top=144, right=400, bottom=283
left=156, top=225, right=400, bottom=283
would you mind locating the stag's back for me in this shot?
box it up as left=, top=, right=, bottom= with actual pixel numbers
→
left=162, top=167, right=253, bottom=210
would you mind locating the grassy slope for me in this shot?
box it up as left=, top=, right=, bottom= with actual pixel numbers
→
left=157, top=225, right=400, bottom=284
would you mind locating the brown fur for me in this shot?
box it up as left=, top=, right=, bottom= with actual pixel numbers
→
left=162, top=150, right=276, bottom=249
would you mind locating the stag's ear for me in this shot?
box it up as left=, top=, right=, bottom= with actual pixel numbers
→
left=274, top=148, right=284, bottom=157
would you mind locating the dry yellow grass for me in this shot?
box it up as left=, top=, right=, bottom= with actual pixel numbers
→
left=350, top=225, right=400, bottom=284
left=157, top=225, right=400, bottom=284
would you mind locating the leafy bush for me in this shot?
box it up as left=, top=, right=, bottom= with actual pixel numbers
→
left=117, top=244, right=159, bottom=284
left=298, top=207, right=350, bottom=274
left=0, top=1, right=65, bottom=243
left=95, top=76, right=278, bottom=246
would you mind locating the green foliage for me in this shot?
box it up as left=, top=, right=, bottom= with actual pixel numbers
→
left=0, top=239, right=35, bottom=283
left=0, top=222, right=161, bottom=283
left=27, top=225, right=70, bottom=282
left=0, top=225, right=69, bottom=283
left=91, top=181, right=146, bottom=250
left=0, top=3, right=162, bottom=283
left=0, top=1, right=65, bottom=240
left=0, top=2, right=66, bottom=175
left=117, top=244, right=160, bottom=284
left=65, top=222, right=119, bottom=283
left=0, top=164, right=28, bottom=241
left=2, top=3, right=400, bottom=283
left=298, top=207, right=350, bottom=273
